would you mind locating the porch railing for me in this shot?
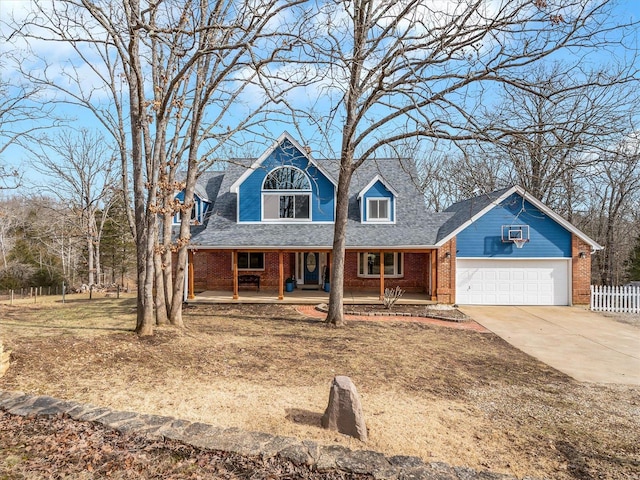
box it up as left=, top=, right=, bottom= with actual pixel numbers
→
left=590, top=285, right=640, bottom=314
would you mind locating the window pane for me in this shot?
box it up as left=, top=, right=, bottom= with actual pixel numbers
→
left=369, top=200, right=377, bottom=219
left=280, top=195, right=294, bottom=218
left=367, top=253, right=380, bottom=275
left=237, top=253, right=249, bottom=269
left=384, top=252, right=394, bottom=275
left=264, top=167, right=310, bottom=190
left=249, top=253, right=264, bottom=269
left=378, top=200, right=388, bottom=219
left=372, top=200, right=378, bottom=218
left=357, top=252, right=403, bottom=277
left=264, top=195, right=279, bottom=219
left=294, top=195, right=310, bottom=219
left=368, top=199, right=388, bottom=220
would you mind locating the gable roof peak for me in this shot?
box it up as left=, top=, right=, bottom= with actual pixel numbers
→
left=437, top=184, right=602, bottom=250
left=357, top=174, right=399, bottom=199
left=229, top=131, right=336, bottom=193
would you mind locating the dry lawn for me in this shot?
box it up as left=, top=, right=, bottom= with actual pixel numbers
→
left=1, top=296, right=639, bottom=480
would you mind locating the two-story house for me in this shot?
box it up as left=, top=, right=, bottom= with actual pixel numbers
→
left=177, top=132, right=601, bottom=305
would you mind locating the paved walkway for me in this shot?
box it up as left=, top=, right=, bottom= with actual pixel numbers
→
left=459, top=306, right=640, bottom=385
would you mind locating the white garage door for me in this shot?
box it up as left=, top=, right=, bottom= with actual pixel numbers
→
left=456, top=259, right=570, bottom=306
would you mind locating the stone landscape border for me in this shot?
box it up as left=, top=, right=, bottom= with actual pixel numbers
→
left=0, top=389, right=542, bottom=480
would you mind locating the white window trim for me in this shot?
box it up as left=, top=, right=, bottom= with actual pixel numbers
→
left=233, top=252, right=266, bottom=271
left=261, top=192, right=312, bottom=222
left=357, top=252, right=404, bottom=278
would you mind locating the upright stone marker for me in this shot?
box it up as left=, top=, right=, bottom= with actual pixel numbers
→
left=321, top=376, right=367, bottom=442
left=0, top=341, right=10, bottom=377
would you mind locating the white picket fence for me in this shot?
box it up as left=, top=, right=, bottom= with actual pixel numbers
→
left=590, top=285, right=640, bottom=313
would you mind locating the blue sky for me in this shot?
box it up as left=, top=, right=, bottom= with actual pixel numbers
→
left=1, top=0, right=639, bottom=189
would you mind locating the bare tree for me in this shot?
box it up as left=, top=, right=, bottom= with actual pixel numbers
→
left=143, top=0, right=312, bottom=328
left=0, top=51, right=62, bottom=190
left=29, top=129, right=117, bottom=287
left=298, top=0, right=638, bottom=326
left=581, top=138, right=640, bottom=285
left=421, top=61, right=640, bottom=286
left=457, top=63, right=639, bottom=214
left=9, top=0, right=311, bottom=334
left=0, top=195, right=83, bottom=289
left=0, top=197, right=25, bottom=269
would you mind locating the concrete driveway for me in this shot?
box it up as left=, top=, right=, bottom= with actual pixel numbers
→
left=458, top=306, right=640, bottom=385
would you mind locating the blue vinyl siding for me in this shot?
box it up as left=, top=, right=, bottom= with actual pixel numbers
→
left=456, top=193, right=571, bottom=258
left=362, top=180, right=395, bottom=222
left=238, top=139, right=335, bottom=222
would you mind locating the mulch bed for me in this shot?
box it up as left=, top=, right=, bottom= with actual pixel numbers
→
left=342, top=304, right=469, bottom=321
left=297, top=305, right=487, bottom=332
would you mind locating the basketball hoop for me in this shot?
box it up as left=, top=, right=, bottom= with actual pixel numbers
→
left=513, top=238, right=527, bottom=249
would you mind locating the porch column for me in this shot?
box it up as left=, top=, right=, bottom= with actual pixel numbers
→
left=379, top=251, right=385, bottom=300
left=430, top=250, right=437, bottom=301
left=232, top=250, right=239, bottom=300
left=187, top=250, right=195, bottom=300
left=278, top=250, right=284, bottom=300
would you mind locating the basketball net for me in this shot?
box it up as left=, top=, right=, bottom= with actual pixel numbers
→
left=513, top=238, right=527, bottom=249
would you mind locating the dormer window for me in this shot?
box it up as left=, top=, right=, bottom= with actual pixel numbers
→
left=358, top=175, right=397, bottom=224
left=262, top=166, right=312, bottom=221
left=173, top=194, right=209, bottom=225
left=367, top=198, right=390, bottom=222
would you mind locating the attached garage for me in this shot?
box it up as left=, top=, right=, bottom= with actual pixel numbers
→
left=456, top=259, right=570, bottom=306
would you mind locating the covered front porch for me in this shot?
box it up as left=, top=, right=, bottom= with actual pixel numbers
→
left=186, top=288, right=436, bottom=305
left=185, top=248, right=445, bottom=303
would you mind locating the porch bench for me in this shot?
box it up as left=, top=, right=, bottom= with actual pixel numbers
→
left=238, top=274, right=260, bottom=291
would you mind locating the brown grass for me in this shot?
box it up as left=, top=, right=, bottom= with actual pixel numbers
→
left=1, top=296, right=639, bottom=479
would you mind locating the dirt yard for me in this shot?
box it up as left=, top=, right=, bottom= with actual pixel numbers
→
left=1, top=297, right=638, bottom=479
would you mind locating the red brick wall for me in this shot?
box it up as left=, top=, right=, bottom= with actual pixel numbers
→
left=436, top=238, right=456, bottom=304
left=187, top=250, right=430, bottom=293
left=572, top=235, right=592, bottom=305
left=191, top=251, right=295, bottom=292
left=342, top=251, right=429, bottom=292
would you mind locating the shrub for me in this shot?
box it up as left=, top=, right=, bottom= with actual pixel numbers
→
left=383, top=286, right=405, bottom=309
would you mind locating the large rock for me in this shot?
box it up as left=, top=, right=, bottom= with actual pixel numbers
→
left=0, top=340, right=10, bottom=378
left=321, top=376, right=367, bottom=442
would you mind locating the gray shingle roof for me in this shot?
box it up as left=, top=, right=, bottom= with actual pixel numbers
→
left=194, top=170, right=225, bottom=202
left=435, top=186, right=514, bottom=243
left=189, top=156, right=450, bottom=249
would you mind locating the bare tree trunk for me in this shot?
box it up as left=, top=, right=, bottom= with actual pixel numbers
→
left=325, top=165, right=353, bottom=327
left=129, top=26, right=154, bottom=336
left=0, top=233, right=7, bottom=269
left=168, top=146, right=198, bottom=328
left=154, top=226, right=168, bottom=326
left=87, top=231, right=95, bottom=286
left=94, top=243, right=101, bottom=284
left=162, top=210, right=173, bottom=316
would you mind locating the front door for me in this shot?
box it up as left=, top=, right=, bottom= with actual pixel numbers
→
left=304, top=252, right=319, bottom=285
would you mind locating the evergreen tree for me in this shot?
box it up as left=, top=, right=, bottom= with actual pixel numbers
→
left=100, top=194, right=136, bottom=286
left=627, top=235, right=640, bottom=281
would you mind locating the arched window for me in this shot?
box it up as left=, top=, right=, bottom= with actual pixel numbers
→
left=263, top=166, right=311, bottom=190
left=262, top=167, right=311, bottom=220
